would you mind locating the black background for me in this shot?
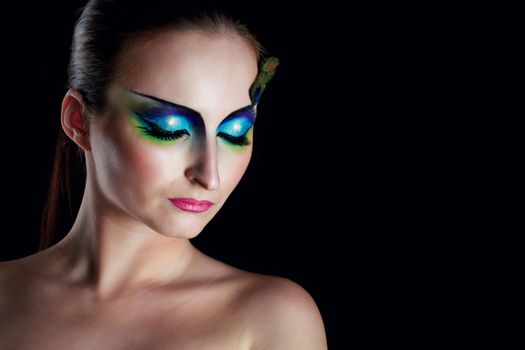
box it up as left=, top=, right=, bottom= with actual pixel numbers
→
left=1, top=1, right=470, bottom=348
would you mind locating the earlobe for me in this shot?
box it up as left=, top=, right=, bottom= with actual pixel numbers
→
left=61, top=89, right=91, bottom=152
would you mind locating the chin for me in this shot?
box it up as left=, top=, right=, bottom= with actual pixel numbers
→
left=160, top=220, right=207, bottom=240
left=154, top=227, right=201, bottom=240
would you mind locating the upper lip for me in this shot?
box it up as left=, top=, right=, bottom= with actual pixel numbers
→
left=169, top=197, right=214, bottom=205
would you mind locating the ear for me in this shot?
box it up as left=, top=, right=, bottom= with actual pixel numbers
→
left=61, top=88, right=92, bottom=152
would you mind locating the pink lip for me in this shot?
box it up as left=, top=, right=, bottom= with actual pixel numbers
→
left=168, top=197, right=214, bottom=213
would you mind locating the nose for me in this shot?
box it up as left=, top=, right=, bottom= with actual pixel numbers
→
left=184, top=140, right=220, bottom=191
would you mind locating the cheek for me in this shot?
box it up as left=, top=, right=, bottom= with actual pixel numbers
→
left=123, top=146, right=166, bottom=185
left=218, top=146, right=253, bottom=191
left=91, top=114, right=187, bottom=205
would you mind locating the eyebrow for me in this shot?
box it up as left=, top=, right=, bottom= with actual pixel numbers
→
left=127, top=89, right=255, bottom=125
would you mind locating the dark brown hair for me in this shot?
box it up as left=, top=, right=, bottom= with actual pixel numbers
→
left=38, top=0, right=267, bottom=251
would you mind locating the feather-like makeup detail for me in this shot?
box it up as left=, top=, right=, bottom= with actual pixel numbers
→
left=249, top=56, right=280, bottom=107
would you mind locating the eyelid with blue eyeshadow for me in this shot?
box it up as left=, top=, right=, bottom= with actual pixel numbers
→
left=127, top=89, right=256, bottom=130
left=216, top=113, right=254, bottom=137
left=133, top=106, right=195, bottom=133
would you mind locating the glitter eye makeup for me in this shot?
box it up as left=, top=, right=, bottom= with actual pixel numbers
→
left=125, top=89, right=256, bottom=148
left=125, top=90, right=200, bottom=146
left=216, top=107, right=255, bottom=147
left=133, top=106, right=195, bottom=143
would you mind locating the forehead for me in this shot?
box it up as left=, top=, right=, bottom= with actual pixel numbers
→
left=113, top=30, right=258, bottom=123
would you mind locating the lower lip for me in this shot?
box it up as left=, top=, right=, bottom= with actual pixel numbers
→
left=168, top=199, right=213, bottom=213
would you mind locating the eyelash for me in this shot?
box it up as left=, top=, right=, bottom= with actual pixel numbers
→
left=137, top=126, right=190, bottom=141
left=217, top=131, right=251, bottom=146
left=138, top=125, right=251, bottom=146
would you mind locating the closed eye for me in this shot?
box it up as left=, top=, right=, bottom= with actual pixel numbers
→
left=134, top=111, right=191, bottom=142
left=216, top=117, right=254, bottom=147
left=217, top=131, right=251, bottom=146
left=127, top=91, right=255, bottom=147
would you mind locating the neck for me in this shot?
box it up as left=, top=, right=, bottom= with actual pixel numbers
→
left=52, top=178, right=197, bottom=302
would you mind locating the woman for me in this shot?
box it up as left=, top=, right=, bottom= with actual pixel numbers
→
left=0, top=0, right=327, bottom=349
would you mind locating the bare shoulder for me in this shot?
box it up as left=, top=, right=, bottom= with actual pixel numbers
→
left=0, top=256, right=32, bottom=305
left=0, top=255, right=30, bottom=283
left=0, top=251, right=46, bottom=279
left=0, top=260, right=9, bottom=287
left=239, top=274, right=328, bottom=350
left=194, top=252, right=327, bottom=349
left=0, top=251, right=54, bottom=299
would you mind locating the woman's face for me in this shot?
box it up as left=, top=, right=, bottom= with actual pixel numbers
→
left=86, top=31, right=259, bottom=239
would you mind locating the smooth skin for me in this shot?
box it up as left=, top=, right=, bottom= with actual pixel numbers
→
left=0, top=30, right=327, bottom=349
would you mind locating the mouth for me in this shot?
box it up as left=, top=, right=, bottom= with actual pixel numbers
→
left=168, top=197, right=214, bottom=213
